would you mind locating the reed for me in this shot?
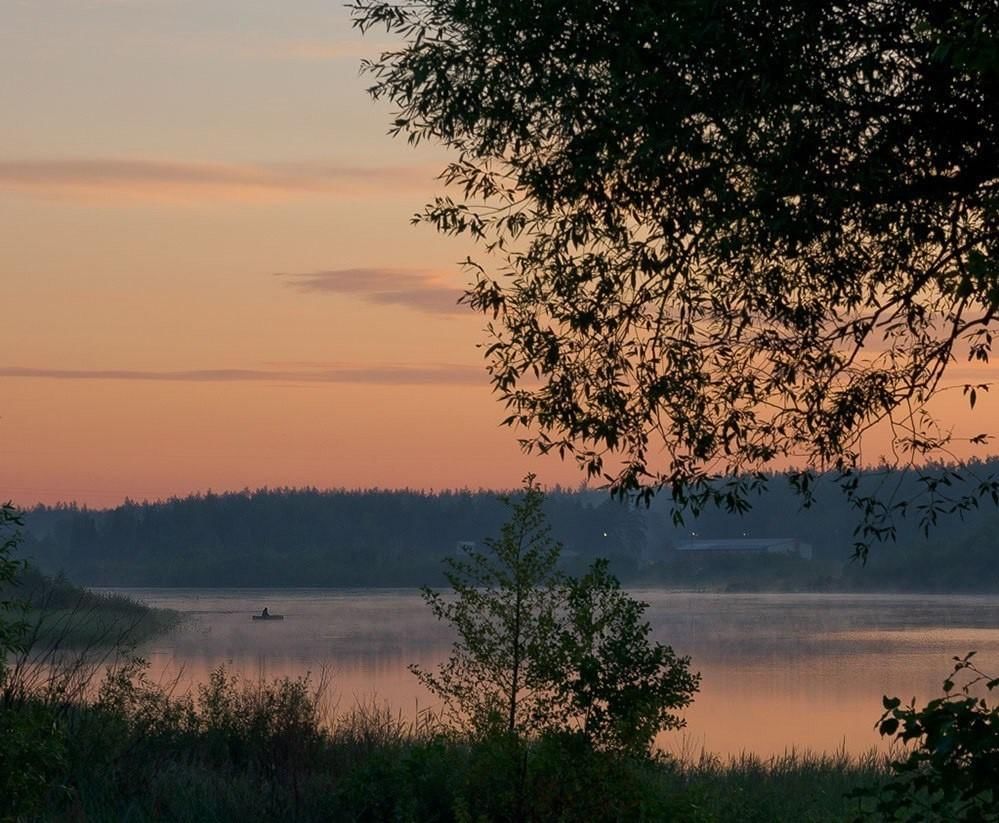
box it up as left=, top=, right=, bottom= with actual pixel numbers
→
left=2, top=648, right=889, bottom=822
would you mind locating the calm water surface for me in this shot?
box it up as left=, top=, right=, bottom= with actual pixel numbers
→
left=112, top=588, right=999, bottom=758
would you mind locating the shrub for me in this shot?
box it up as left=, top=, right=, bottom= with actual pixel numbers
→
left=553, top=559, right=699, bottom=756
left=855, top=652, right=999, bottom=821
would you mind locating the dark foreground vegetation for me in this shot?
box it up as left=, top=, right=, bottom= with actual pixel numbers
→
left=1, top=660, right=891, bottom=822
left=8, top=647, right=999, bottom=821
left=3, top=652, right=995, bottom=821
left=16, top=458, right=999, bottom=592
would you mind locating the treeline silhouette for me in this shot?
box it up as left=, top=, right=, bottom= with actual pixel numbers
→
left=19, top=488, right=645, bottom=587
left=16, top=460, right=999, bottom=590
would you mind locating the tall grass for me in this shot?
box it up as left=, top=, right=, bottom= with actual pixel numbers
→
left=12, top=566, right=180, bottom=648
left=667, top=749, right=889, bottom=822
left=1, top=642, right=890, bottom=822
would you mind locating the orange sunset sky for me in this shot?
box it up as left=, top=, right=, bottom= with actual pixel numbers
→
left=2, top=0, right=997, bottom=508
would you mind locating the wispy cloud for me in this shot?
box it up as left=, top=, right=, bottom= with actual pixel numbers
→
left=0, top=364, right=486, bottom=386
left=250, top=39, right=398, bottom=62
left=0, top=159, right=433, bottom=203
left=279, top=267, right=468, bottom=315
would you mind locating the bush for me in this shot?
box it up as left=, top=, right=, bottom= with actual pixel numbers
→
left=554, top=559, right=700, bottom=755
left=854, top=652, right=999, bottom=821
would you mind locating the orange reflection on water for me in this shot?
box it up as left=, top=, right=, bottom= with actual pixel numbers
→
left=117, top=589, right=999, bottom=759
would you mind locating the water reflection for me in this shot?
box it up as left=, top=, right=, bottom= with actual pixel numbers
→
left=111, top=588, right=999, bottom=758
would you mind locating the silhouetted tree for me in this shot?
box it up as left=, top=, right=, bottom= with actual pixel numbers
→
left=352, top=0, right=999, bottom=550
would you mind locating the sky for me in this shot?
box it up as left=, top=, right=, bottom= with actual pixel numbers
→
left=2, top=0, right=996, bottom=508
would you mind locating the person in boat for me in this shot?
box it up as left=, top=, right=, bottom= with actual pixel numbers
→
left=261, top=607, right=269, bottom=618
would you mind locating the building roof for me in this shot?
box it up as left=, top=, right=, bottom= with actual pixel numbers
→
left=674, top=538, right=800, bottom=552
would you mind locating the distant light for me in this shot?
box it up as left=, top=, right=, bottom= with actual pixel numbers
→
left=602, top=532, right=608, bottom=537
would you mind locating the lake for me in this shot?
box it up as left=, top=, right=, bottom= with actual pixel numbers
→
left=112, top=588, right=999, bottom=759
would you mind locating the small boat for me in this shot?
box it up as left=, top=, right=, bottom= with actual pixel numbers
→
left=251, top=610, right=284, bottom=621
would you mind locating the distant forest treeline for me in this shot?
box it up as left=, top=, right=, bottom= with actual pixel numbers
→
left=19, top=488, right=644, bottom=587
left=14, top=459, right=999, bottom=590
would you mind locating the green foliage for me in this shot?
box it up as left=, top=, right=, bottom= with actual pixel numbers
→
left=23, top=656, right=335, bottom=821
left=685, top=749, right=887, bottom=823
left=0, top=503, right=51, bottom=823
left=337, top=737, right=459, bottom=822
left=555, top=559, right=700, bottom=755
left=854, top=652, right=999, bottom=821
left=193, top=666, right=327, bottom=773
left=352, top=0, right=999, bottom=540
left=415, top=477, right=699, bottom=759
left=518, top=732, right=701, bottom=822
left=0, top=701, right=67, bottom=822
left=0, top=501, right=68, bottom=822
left=0, top=502, right=27, bottom=664
left=412, top=476, right=564, bottom=737
left=337, top=730, right=874, bottom=823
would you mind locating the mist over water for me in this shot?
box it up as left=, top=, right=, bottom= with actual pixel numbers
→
left=108, top=588, right=999, bottom=758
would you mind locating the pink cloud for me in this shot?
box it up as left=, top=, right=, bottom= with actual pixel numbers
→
left=0, top=364, right=487, bottom=385
left=280, top=267, right=468, bottom=315
left=0, top=158, right=433, bottom=203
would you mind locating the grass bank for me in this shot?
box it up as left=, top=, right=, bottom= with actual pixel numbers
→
left=7, top=565, right=180, bottom=649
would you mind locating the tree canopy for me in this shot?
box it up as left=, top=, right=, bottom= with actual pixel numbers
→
left=352, top=1, right=999, bottom=537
